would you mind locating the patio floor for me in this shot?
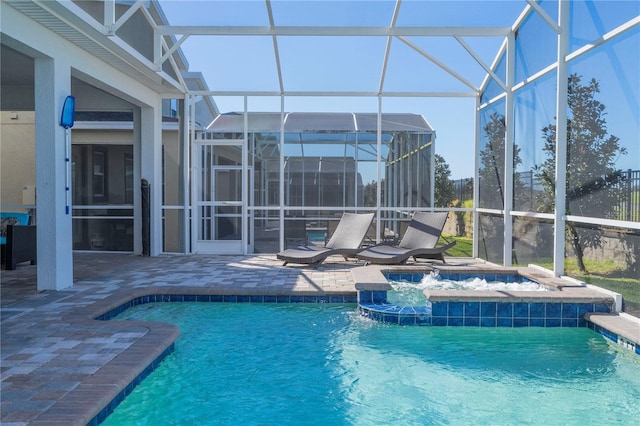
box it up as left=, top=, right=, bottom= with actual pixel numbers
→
left=1, top=253, right=637, bottom=425
left=1, top=252, right=376, bottom=424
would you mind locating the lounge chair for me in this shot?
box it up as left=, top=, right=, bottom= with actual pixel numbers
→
left=357, top=212, right=455, bottom=265
left=277, top=212, right=374, bottom=266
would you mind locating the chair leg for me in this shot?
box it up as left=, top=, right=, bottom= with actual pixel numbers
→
left=311, top=258, right=325, bottom=268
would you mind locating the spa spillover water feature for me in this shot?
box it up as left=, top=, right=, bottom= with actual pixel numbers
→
left=357, top=269, right=613, bottom=327
left=387, top=269, right=550, bottom=306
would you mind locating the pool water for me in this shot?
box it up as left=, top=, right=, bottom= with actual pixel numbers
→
left=307, top=229, right=327, bottom=242
left=104, top=303, right=640, bottom=425
left=388, top=272, right=548, bottom=306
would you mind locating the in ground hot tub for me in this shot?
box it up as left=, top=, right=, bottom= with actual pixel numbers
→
left=356, top=268, right=614, bottom=327
left=387, top=269, right=550, bottom=306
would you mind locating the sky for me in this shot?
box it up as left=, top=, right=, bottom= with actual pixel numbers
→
left=157, top=1, right=639, bottom=180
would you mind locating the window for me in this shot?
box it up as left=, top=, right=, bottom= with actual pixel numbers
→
left=92, top=150, right=106, bottom=200
left=125, top=153, right=133, bottom=204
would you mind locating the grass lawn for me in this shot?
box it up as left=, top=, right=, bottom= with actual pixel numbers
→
left=443, top=236, right=473, bottom=258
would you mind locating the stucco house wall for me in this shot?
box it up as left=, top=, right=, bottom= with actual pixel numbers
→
left=1, top=111, right=35, bottom=210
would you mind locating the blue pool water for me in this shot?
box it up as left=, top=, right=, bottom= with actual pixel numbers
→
left=307, top=229, right=327, bottom=242
left=103, top=303, right=640, bottom=425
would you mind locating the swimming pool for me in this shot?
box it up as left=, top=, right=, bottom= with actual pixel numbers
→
left=102, top=302, right=640, bottom=425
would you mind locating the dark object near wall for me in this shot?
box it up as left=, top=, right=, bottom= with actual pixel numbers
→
left=2, top=225, right=37, bottom=270
left=142, top=178, right=150, bottom=256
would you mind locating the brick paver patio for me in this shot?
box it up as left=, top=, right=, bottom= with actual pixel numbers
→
left=1, top=252, right=367, bottom=425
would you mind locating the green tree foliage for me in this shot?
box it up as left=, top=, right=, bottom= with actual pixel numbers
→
left=536, top=74, right=627, bottom=273
left=478, top=112, right=526, bottom=209
left=434, top=153, right=456, bottom=207
left=477, top=112, right=529, bottom=259
left=364, top=152, right=456, bottom=209
left=479, top=112, right=506, bottom=209
left=363, top=179, right=383, bottom=207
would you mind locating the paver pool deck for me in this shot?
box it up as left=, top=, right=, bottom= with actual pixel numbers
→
left=1, top=253, right=638, bottom=425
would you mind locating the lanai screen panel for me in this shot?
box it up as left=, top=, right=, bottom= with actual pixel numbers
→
left=284, top=113, right=357, bottom=133
left=206, top=112, right=436, bottom=211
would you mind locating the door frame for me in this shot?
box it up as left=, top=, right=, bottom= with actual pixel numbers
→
left=192, top=138, right=248, bottom=254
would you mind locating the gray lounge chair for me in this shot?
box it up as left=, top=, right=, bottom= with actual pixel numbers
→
left=277, top=212, right=374, bottom=266
left=357, top=212, right=455, bottom=265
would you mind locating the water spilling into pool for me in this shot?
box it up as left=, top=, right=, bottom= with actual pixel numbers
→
left=103, top=303, right=640, bottom=425
left=387, top=270, right=549, bottom=306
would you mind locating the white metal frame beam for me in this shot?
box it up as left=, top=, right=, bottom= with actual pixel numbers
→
left=567, top=16, right=640, bottom=62
left=503, top=30, right=515, bottom=266
left=455, top=35, right=507, bottom=92
left=160, top=34, right=190, bottom=65
left=525, top=0, right=560, bottom=33
left=552, top=0, right=570, bottom=277
left=265, top=0, right=285, bottom=94
left=104, top=0, right=146, bottom=35
left=149, top=8, right=511, bottom=97
left=187, top=90, right=477, bottom=98
left=157, top=26, right=512, bottom=37
left=378, top=0, right=402, bottom=94
left=397, top=35, right=479, bottom=92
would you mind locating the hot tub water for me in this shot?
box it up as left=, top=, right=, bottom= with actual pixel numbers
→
left=388, top=270, right=548, bottom=306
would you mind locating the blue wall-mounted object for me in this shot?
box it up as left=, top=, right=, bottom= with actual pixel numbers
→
left=60, top=95, right=75, bottom=129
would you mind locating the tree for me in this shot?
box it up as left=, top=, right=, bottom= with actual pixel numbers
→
left=363, top=180, right=376, bottom=207
left=434, top=154, right=456, bottom=207
left=363, top=179, right=385, bottom=207
left=476, top=112, right=529, bottom=260
left=536, top=74, right=627, bottom=273
left=478, top=112, right=527, bottom=209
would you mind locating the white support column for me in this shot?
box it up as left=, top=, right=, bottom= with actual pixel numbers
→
left=279, top=95, right=285, bottom=252
left=553, top=1, right=570, bottom=277
left=430, top=134, right=435, bottom=209
left=353, top=133, right=358, bottom=209
left=376, top=96, right=382, bottom=242
left=189, top=97, right=198, bottom=253
left=140, top=101, right=163, bottom=256
left=242, top=96, right=249, bottom=255
left=473, top=97, right=480, bottom=259
left=503, top=31, right=516, bottom=266
left=132, top=107, right=142, bottom=255
left=34, top=57, right=73, bottom=290
left=182, top=94, right=191, bottom=254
